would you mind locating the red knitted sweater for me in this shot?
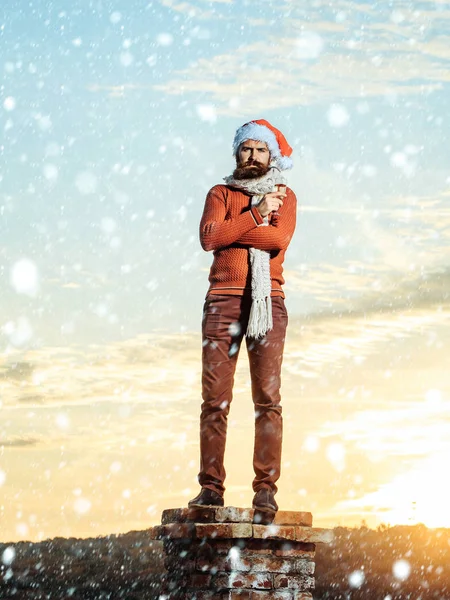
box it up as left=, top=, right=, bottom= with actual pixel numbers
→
left=199, top=184, right=297, bottom=298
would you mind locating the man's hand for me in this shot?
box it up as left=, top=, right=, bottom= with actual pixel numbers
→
left=256, top=191, right=286, bottom=218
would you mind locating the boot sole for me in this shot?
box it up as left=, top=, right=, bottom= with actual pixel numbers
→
left=188, top=502, right=224, bottom=508
left=253, top=507, right=276, bottom=525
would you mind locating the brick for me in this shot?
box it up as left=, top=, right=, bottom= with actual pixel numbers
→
left=147, top=525, right=163, bottom=539
left=162, top=507, right=219, bottom=524
left=216, top=507, right=254, bottom=523
left=197, top=554, right=314, bottom=575
left=295, top=527, right=333, bottom=544
left=252, top=525, right=296, bottom=541
left=273, top=512, right=313, bottom=527
left=197, top=554, right=254, bottom=574
left=273, top=544, right=315, bottom=558
left=224, top=539, right=313, bottom=556
left=251, top=592, right=295, bottom=599
left=196, top=523, right=253, bottom=539
left=161, top=508, right=187, bottom=523
left=188, top=592, right=218, bottom=600
left=224, top=539, right=274, bottom=554
left=165, top=557, right=196, bottom=572
left=160, top=507, right=313, bottom=526
left=228, top=592, right=252, bottom=599
left=251, top=593, right=313, bottom=600
left=215, top=571, right=273, bottom=590
left=274, top=574, right=315, bottom=591
left=188, top=572, right=213, bottom=587
left=161, top=506, right=254, bottom=525
left=271, top=558, right=314, bottom=575
left=159, top=523, right=196, bottom=539
left=205, top=539, right=235, bottom=554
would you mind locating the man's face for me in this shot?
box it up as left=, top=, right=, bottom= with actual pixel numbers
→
left=233, top=139, right=271, bottom=180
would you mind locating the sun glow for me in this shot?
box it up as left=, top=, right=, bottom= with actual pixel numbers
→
left=338, top=449, right=450, bottom=529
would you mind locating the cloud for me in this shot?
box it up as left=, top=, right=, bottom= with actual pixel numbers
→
left=297, top=264, right=450, bottom=316
left=152, top=0, right=450, bottom=112
left=86, top=0, right=450, bottom=110
left=333, top=445, right=450, bottom=527
left=0, top=332, right=201, bottom=409
left=2, top=279, right=450, bottom=539
left=5, top=264, right=447, bottom=410
left=155, top=46, right=444, bottom=115
left=0, top=361, right=34, bottom=382
left=158, top=0, right=231, bottom=20
left=87, top=84, right=153, bottom=98
left=18, top=395, right=45, bottom=404
left=284, top=156, right=450, bottom=311
left=0, top=437, right=40, bottom=448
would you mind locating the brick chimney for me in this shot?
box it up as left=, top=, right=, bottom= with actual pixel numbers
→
left=149, top=506, right=333, bottom=599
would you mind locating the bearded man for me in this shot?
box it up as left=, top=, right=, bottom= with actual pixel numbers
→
left=189, top=119, right=297, bottom=520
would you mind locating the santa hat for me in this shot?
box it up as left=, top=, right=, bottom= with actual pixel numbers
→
left=232, top=119, right=293, bottom=170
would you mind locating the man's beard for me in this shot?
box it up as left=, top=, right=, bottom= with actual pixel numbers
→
left=232, top=160, right=270, bottom=180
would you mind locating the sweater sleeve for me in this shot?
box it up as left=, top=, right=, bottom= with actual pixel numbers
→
left=199, top=185, right=264, bottom=252
left=235, top=189, right=297, bottom=251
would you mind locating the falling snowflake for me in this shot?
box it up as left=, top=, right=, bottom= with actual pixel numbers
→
left=393, top=559, right=411, bottom=581
left=196, top=104, right=217, bottom=123
left=391, top=10, right=405, bottom=24
left=157, top=33, right=173, bottom=46
left=327, top=104, right=350, bottom=128
left=43, top=163, right=58, bottom=181
left=326, top=442, right=346, bottom=471
left=295, top=31, right=324, bottom=59
left=75, top=171, right=98, bottom=195
left=74, top=497, right=92, bottom=515
left=304, top=435, right=320, bottom=453
left=425, top=389, right=442, bottom=405
left=228, top=343, right=239, bottom=357
left=56, top=414, right=70, bottom=430
left=16, top=523, right=29, bottom=537
left=228, top=322, right=241, bottom=336
left=1, top=547, right=16, bottom=567
left=101, top=217, right=117, bottom=234
left=120, top=52, right=134, bottom=67
left=2, top=317, right=33, bottom=346
left=3, top=97, right=16, bottom=111
left=37, top=115, right=52, bottom=130
left=110, top=11, right=122, bottom=24
left=390, top=152, right=407, bottom=168
left=348, top=570, right=365, bottom=588
left=10, top=259, right=39, bottom=296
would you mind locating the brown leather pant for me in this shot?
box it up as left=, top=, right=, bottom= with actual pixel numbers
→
left=198, top=294, right=288, bottom=496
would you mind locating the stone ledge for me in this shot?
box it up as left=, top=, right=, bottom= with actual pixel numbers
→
left=161, top=507, right=313, bottom=527
left=149, top=523, right=333, bottom=544
left=296, top=526, right=333, bottom=545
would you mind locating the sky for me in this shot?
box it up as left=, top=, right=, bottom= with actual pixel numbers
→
left=1, top=0, right=450, bottom=542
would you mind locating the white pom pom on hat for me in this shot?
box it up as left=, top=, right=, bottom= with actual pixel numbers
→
left=232, top=118, right=293, bottom=170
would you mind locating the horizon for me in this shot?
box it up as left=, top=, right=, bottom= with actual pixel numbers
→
left=1, top=0, right=450, bottom=542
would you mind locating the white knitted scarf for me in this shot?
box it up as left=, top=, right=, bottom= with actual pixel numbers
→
left=223, top=166, right=286, bottom=339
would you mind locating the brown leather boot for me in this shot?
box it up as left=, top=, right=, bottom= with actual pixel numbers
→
left=252, top=488, right=278, bottom=524
left=188, top=488, right=224, bottom=508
